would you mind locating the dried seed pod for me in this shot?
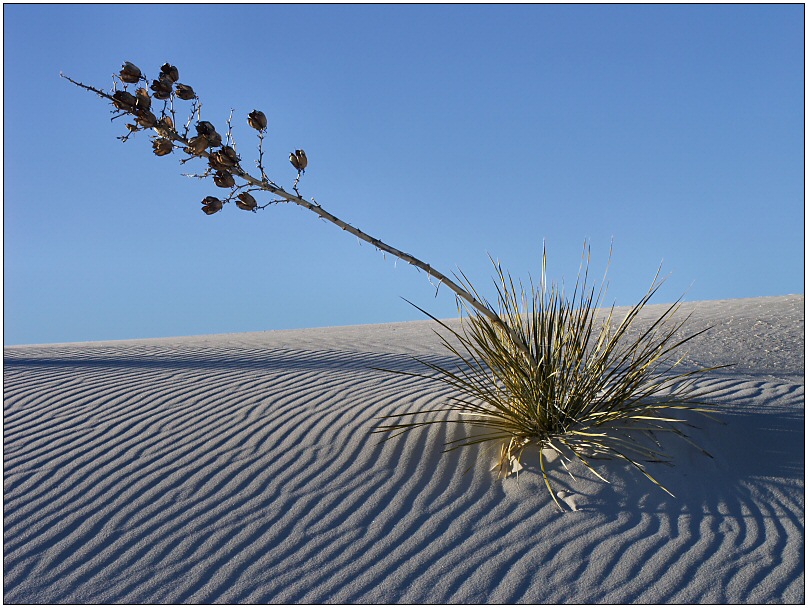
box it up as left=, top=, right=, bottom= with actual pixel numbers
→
left=207, top=130, right=222, bottom=148
left=175, top=83, right=195, bottom=100
left=196, top=121, right=222, bottom=147
left=208, top=154, right=229, bottom=172
left=135, top=109, right=157, bottom=128
left=220, top=146, right=239, bottom=164
left=185, top=135, right=209, bottom=156
left=213, top=171, right=235, bottom=188
left=155, top=116, right=174, bottom=138
left=119, top=61, right=142, bottom=84
left=195, top=121, right=216, bottom=136
left=150, top=75, right=173, bottom=100
left=152, top=138, right=173, bottom=156
left=209, top=150, right=235, bottom=171
left=295, top=149, right=308, bottom=170
left=160, top=63, right=179, bottom=83
left=247, top=110, right=267, bottom=131
left=112, top=90, right=137, bottom=111
left=134, top=88, right=151, bottom=111
left=236, top=192, right=257, bottom=211
left=289, top=151, right=301, bottom=171
left=151, top=86, right=171, bottom=100
left=211, top=147, right=238, bottom=168
left=201, top=196, right=223, bottom=215
left=208, top=157, right=226, bottom=172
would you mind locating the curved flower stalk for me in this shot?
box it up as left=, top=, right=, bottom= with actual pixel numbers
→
left=61, top=61, right=534, bottom=362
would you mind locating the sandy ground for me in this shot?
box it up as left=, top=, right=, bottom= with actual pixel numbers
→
left=3, top=295, right=804, bottom=603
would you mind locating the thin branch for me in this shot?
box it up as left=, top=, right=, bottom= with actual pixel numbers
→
left=182, top=98, right=200, bottom=139
left=168, top=95, right=178, bottom=136
left=225, top=108, right=235, bottom=148
left=61, top=73, right=115, bottom=102
left=256, top=130, right=269, bottom=183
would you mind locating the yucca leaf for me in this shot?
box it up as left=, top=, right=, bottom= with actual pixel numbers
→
left=376, top=245, right=723, bottom=511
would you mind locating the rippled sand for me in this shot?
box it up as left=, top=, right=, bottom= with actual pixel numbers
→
left=4, top=295, right=804, bottom=603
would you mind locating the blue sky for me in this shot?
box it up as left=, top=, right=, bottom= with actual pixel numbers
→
left=4, top=4, right=804, bottom=345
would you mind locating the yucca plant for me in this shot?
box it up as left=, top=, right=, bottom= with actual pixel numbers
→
left=376, top=246, right=725, bottom=511
left=64, top=62, right=726, bottom=510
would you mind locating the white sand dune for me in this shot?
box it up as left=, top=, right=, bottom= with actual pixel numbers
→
left=4, top=295, right=804, bottom=603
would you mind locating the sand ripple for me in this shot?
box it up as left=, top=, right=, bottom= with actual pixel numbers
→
left=4, top=301, right=804, bottom=603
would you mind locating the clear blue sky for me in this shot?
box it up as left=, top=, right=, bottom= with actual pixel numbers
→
left=4, top=4, right=804, bottom=345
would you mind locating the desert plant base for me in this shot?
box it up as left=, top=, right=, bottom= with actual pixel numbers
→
left=376, top=246, right=726, bottom=512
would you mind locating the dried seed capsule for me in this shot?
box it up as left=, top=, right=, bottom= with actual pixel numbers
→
left=295, top=149, right=308, bottom=170
left=221, top=146, right=239, bottom=164
left=208, top=159, right=224, bottom=172
left=212, top=147, right=238, bottom=168
left=175, top=83, right=195, bottom=100
left=196, top=121, right=221, bottom=147
left=201, top=196, right=223, bottom=215
left=150, top=75, right=173, bottom=100
left=236, top=193, right=257, bottom=211
left=155, top=116, right=174, bottom=138
left=134, top=88, right=151, bottom=111
left=209, top=150, right=235, bottom=171
left=247, top=110, right=267, bottom=131
left=135, top=109, right=157, bottom=128
left=208, top=155, right=228, bottom=172
left=185, top=135, right=209, bottom=156
left=207, top=131, right=222, bottom=148
left=152, top=138, right=173, bottom=156
left=151, top=86, right=171, bottom=100
left=213, top=171, right=235, bottom=188
left=119, top=61, right=142, bottom=84
left=160, top=63, right=179, bottom=83
left=289, top=151, right=301, bottom=171
left=196, top=121, right=216, bottom=136
left=112, top=90, right=137, bottom=111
